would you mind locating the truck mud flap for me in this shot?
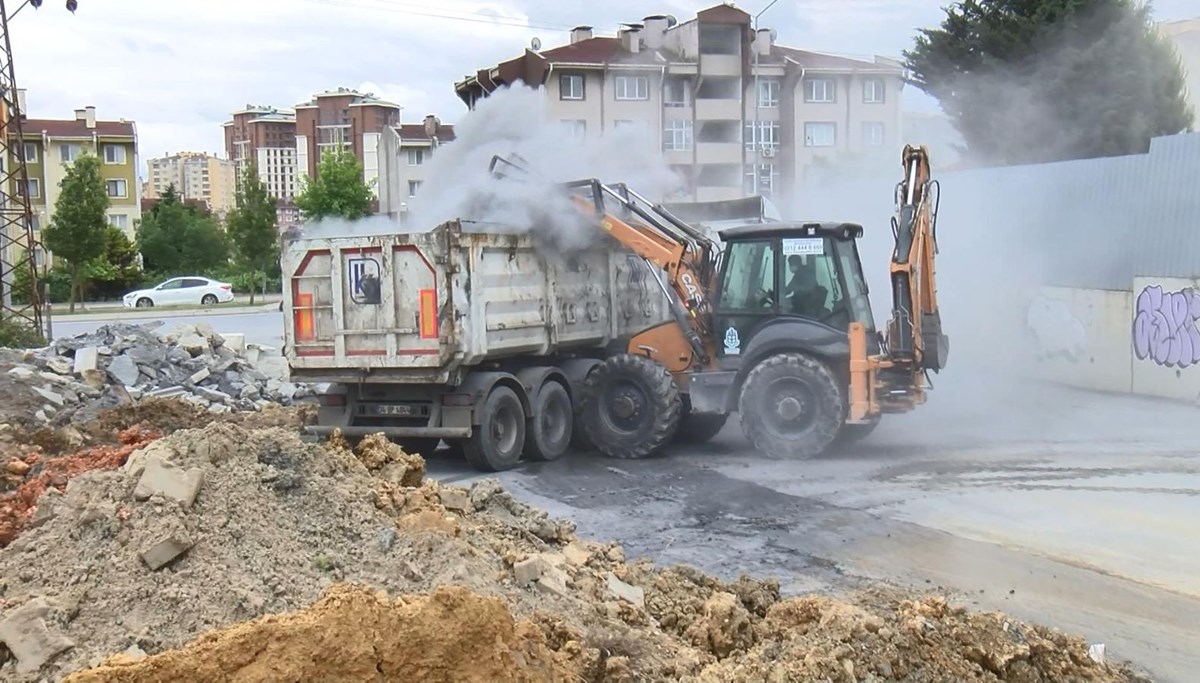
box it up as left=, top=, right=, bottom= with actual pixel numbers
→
left=304, top=425, right=472, bottom=439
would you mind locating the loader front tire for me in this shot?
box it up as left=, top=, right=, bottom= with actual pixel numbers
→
left=464, top=385, right=526, bottom=472
left=738, top=353, right=843, bottom=459
left=582, top=354, right=681, bottom=459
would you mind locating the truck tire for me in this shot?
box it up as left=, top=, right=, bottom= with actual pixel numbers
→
left=676, top=411, right=729, bottom=445
left=397, top=438, right=441, bottom=458
left=831, top=419, right=880, bottom=450
left=525, top=381, right=573, bottom=461
left=738, top=353, right=843, bottom=459
left=463, top=385, right=526, bottom=472
left=581, top=354, right=681, bottom=459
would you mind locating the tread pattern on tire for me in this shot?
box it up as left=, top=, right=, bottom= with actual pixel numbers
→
left=581, top=354, right=681, bottom=460
left=526, top=380, right=572, bottom=462
left=463, top=385, right=526, bottom=472
left=738, top=353, right=843, bottom=459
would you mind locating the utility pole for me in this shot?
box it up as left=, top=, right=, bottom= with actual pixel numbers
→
left=0, top=0, right=77, bottom=340
left=751, top=0, right=778, bottom=197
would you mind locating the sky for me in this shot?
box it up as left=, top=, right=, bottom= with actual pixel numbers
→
left=7, top=0, right=1197, bottom=174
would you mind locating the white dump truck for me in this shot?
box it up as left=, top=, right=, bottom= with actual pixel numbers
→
left=281, top=218, right=672, bottom=471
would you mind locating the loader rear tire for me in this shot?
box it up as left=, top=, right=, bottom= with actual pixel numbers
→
left=582, top=354, right=681, bottom=459
left=676, top=411, right=728, bottom=445
left=525, top=381, right=573, bottom=461
left=738, top=353, right=842, bottom=459
left=463, top=385, right=526, bottom=472
left=831, top=419, right=880, bottom=450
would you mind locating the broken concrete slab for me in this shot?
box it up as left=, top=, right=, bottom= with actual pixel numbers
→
left=133, top=456, right=205, bottom=509
left=606, top=572, right=645, bottom=608
left=106, top=354, right=141, bottom=386
left=222, top=333, right=246, bottom=353
left=188, top=367, right=211, bottom=384
left=32, top=386, right=65, bottom=407
left=536, top=565, right=571, bottom=598
left=140, top=534, right=195, bottom=570
left=513, top=556, right=546, bottom=586
left=0, top=598, right=76, bottom=673
left=43, top=356, right=73, bottom=375
left=563, top=542, right=592, bottom=567
left=72, top=346, right=99, bottom=373
left=176, top=334, right=210, bottom=357
left=438, top=488, right=471, bottom=513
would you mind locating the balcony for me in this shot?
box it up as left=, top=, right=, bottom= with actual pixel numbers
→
left=695, top=98, right=742, bottom=120
left=695, top=142, right=742, bottom=165
left=699, top=54, right=742, bottom=76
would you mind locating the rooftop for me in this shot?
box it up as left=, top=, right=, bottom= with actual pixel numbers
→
left=294, top=87, right=400, bottom=109
left=12, top=118, right=135, bottom=139
left=395, top=122, right=456, bottom=142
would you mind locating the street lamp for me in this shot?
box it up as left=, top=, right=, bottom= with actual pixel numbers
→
left=751, top=0, right=779, bottom=197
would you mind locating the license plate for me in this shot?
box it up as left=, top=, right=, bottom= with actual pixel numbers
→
left=363, top=404, right=420, bottom=417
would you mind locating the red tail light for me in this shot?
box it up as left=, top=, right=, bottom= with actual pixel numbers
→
left=220, top=284, right=232, bottom=291
left=318, top=392, right=346, bottom=407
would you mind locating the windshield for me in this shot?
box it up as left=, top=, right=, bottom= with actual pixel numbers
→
left=834, top=240, right=875, bottom=330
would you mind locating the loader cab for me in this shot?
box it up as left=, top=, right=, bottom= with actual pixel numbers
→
left=712, top=222, right=875, bottom=357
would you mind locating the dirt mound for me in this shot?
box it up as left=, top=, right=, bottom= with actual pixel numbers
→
left=0, top=423, right=1147, bottom=683
left=94, top=398, right=314, bottom=436
left=63, top=584, right=573, bottom=683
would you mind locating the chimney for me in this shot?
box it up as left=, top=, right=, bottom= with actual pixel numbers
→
left=755, top=28, right=774, bottom=57
left=85, top=105, right=96, bottom=129
left=15, top=88, right=26, bottom=117
left=423, top=114, right=440, bottom=138
left=620, top=25, right=642, bottom=53
left=570, top=25, right=593, bottom=44
left=642, top=15, right=668, bottom=49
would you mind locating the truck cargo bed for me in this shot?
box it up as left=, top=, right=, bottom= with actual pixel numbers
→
left=282, top=220, right=670, bottom=384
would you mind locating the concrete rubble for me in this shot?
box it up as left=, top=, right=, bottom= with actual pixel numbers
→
left=3, top=322, right=314, bottom=428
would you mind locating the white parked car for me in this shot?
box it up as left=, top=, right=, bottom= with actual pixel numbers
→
left=122, top=276, right=234, bottom=308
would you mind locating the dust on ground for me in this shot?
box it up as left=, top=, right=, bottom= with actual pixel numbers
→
left=0, top=421, right=1147, bottom=683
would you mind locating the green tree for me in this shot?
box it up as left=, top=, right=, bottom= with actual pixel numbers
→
left=295, top=148, right=375, bottom=221
left=41, top=153, right=110, bottom=312
left=226, top=162, right=280, bottom=304
left=82, top=227, right=144, bottom=300
left=137, top=185, right=230, bottom=276
left=904, top=0, right=1194, bottom=165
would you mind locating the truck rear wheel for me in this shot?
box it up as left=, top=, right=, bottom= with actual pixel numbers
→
left=397, top=438, right=440, bottom=458
left=738, top=353, right=842, bottom=459
left=582, top=354, right=681, bottom=459
left=463, top=385, right=526, bottom=472
left=525, top=381, right=573, bottom=461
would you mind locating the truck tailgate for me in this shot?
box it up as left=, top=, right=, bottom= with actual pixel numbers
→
left=284, top=230, right=447, bottom=370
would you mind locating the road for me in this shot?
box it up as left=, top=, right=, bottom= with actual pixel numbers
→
left=47, top=308, right=1200, bottom=680
left=49, top=308, right=287, bottom=350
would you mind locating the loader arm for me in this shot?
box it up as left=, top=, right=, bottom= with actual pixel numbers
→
left=490, top=155, right=721, bottom=366
left=886, top=144, right=947, bottom=376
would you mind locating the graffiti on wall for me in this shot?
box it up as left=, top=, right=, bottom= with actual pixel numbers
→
left=1132, top=285, right=1200, bottom=369
left=1026, top=295, right=1088, bottom=362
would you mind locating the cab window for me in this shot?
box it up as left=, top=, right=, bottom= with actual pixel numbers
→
left=718, top=240, right=776, bottom=312
left=779, top=237, right=846, bottom=321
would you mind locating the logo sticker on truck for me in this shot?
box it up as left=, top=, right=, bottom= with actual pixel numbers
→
left=724, top=326, right=741, bottom=355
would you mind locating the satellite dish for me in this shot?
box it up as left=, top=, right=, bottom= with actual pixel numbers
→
left=531, top=37, right=542, bottom=51
left=665, top=14, right=677, bottom=28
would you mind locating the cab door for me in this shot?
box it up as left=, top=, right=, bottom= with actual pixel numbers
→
left=712, top=239, right=778, bottom=360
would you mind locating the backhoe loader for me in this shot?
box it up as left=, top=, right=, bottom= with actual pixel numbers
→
left=492, top=144, right=949, bottom=459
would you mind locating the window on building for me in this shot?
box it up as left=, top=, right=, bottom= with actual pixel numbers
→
left=104, top=145, right=126, bottom=164
left=561, top=119, right=587, bottom=140
left=407, top=149, right=425, bottom=166
left=863, top=78, right=885, bottom=103
left=408, top=180, right=422, bottom=198
left=28, top=214, right=40, bottom=232
left=696, top=76, right=740, bottom=100
left=743, top=163, right=779, bottom=196
left=60, top=144, right=80, bottom=163
left=108, top=214, right=129, bottom=230
left=560, top=74, right=585, bottom=100
left=663, top=120, right=693, bottom=152
left=22, top=143, right=37, bottom=163
left=758, top=79, right=780, bottom=108
left=804, top=122, right=837, bottom=147
left=665, top=78, right=691, bottom=107
left=614, top=75, right=649, bottom=100
left=697, top=164, right=741, bottom=187
left=804, top=78, right=836, bottom=103
left=24, top=178, right=39, bottom=198
left=862, top=122, right=885, bottom=147
left=699, top=23, right=740, bottom=55
left=106, top=179, right=128, bottom=198
left=697, top=120, right=739, bottom=143
left=744, top=121, right=781, bottom=152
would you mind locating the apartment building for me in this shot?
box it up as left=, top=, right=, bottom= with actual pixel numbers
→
left=293, top=87, right=401, bottom=195
left=455, top=4, right=906, bottom=203
left=8, top=105, right=140, bottom=241
left=144, top=151, right=237, bottom=215
left=222, top=105, right=298, bottom=200
left=377, top=114, right=456, bottom=219
left=1160, top=19, right=1200, bottom=116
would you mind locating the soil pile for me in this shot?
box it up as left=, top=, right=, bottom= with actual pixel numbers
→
left=64, top=585, right=572, bottom=683
left=0, top=423, right=1147, bottom=683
